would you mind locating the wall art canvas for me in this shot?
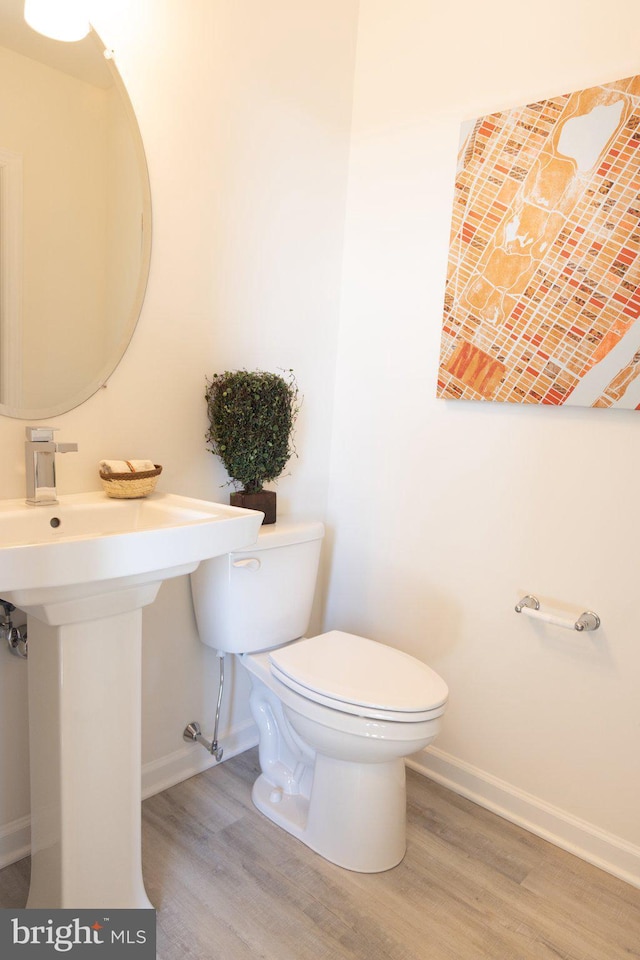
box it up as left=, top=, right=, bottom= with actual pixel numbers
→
left=438, top=76, right=640, bottom=408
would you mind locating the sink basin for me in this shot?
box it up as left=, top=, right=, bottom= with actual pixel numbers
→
left=0, top=492, right=236, bottom=545
left=0, top=491, right=261, bottom=618
left=1, top=490, right=263, bottom=909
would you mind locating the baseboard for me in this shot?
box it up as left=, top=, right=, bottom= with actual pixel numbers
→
left=408, top=745, right=640, bottom=889
left=7, top=729, right=635, bottom=889
left=0, top=815, right=30, bottom=871
left=0, top=720, right=259, bottom=871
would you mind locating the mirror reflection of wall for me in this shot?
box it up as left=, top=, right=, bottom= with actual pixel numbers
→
left=0, top=4, right=150, bottom=419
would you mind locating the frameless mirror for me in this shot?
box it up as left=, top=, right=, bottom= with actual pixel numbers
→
left=0, top=2, right=151, bottom=418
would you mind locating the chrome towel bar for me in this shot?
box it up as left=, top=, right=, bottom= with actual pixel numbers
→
left=515, top=595, right=600, bottom=632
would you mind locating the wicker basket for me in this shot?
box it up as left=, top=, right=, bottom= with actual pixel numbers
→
left=99, top=464, right=162, bottom=499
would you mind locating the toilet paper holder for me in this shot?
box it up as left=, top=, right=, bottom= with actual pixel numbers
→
left=515, top=594, right=600, bottom=632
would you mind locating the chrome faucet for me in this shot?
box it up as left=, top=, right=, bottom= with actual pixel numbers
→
left=25, top=426, right=78, bottom=505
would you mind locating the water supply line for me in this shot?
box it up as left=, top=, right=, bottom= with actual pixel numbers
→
left=183, top=651, right=225, bottom=762
left=0, top=600, right=28, bottom=659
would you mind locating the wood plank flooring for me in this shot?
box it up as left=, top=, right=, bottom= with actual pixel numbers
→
left=0, top=747, right=638, bottom=959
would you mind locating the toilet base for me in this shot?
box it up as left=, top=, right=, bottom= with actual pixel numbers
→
left=252, top=753, right=407, bottom=873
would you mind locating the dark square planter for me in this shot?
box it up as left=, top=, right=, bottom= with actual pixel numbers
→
left=230, top=490, right=276, bottom=525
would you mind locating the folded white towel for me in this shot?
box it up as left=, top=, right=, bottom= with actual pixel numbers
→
left=99, top=459, right=156, bottom=475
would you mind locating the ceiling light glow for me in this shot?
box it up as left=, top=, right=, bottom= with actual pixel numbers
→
left=24, top=0, right=90, bottom=43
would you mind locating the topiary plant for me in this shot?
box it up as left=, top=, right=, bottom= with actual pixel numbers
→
left=205, top=369, right=299, bottom=523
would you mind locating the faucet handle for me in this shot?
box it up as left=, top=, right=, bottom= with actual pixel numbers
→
left=25, top=426, right=58, bottom=442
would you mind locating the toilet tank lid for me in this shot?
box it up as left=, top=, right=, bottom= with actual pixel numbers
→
left=232, top=518, right=325, bottom=554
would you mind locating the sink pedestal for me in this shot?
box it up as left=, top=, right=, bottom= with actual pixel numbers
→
left=0, top=490, right=263, bottom=908
left=26, top=603, right=155, bottom=908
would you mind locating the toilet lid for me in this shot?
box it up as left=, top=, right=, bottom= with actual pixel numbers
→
left=268, top=631, right=448, bottom=720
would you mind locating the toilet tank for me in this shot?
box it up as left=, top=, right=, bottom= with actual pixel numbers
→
left=190, top=519, right=324, bottom=653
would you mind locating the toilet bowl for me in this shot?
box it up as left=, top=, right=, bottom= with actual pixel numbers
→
left=190, top=520, right=448, bottom=872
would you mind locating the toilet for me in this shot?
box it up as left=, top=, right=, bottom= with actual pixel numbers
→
left=190, top=519, right=448, bottom=873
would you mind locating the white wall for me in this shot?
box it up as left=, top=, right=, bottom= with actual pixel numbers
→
left=325, top=0, right=640, bottom=885
left=0, top=0, right=358, bottom=869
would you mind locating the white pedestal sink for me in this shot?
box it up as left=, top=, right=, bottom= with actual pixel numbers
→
left=0, top=491, right=263, bottom=908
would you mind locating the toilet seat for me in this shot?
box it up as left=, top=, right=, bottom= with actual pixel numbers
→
left=268, top=630, right=448, bottom=723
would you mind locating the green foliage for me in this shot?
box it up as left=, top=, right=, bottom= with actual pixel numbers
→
left=205, top=369, right=299, bottom=494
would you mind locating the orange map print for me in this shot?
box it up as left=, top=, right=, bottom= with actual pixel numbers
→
left=438, top=76, right=640, bottom=408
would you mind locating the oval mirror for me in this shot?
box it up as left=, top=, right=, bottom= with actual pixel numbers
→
left=0, top=3, right=151, bottom=419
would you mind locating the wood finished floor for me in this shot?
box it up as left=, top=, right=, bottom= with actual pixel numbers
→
left=0, top=748, right=638, bottom=959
